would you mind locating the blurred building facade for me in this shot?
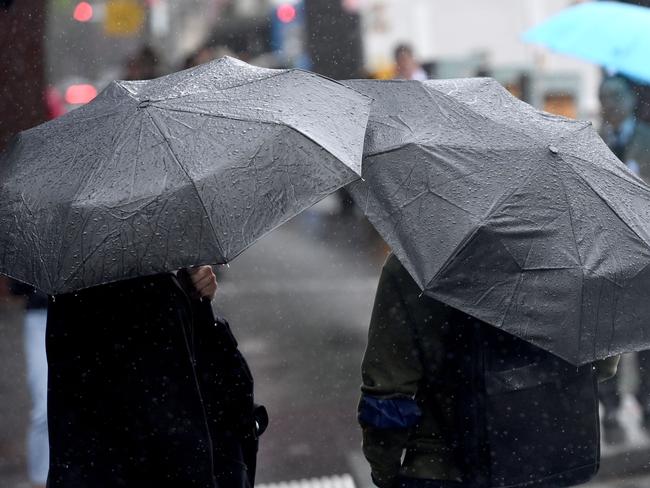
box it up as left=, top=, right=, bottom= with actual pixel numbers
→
left=7, top=0, right=650, bottom=124
left=357, top=0, right=602, bottom=119
left=0, top=0, right=47, bottom=150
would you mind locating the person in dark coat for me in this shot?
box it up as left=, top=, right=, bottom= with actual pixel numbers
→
left=46, top=266, right=260, bottom=488
left=359, top=254, right=619, bottom=488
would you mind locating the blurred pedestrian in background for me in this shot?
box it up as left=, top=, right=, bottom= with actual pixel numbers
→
left=599, top=75, right=650, bottom=180
left=46, top=266, right=263, bottom=487
left=123, top=45, right=161, bottom=80
left=393, top=44, right=427, bottom=81
left=10, top=282, right=48, bottom=488
left=182, top=45, right=234, bottom=70
left=598, top=74, right=650, bottom=445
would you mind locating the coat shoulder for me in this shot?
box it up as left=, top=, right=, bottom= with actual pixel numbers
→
left=383, top=253, right=418, bottom=289
left=631, top=121, right=650, bottom=153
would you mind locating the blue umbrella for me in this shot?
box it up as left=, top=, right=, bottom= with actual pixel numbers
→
left=523, top=1, right=650, bottom=84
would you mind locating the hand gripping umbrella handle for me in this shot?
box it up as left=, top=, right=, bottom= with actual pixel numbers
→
left=176, top=267, right=217, bottom=324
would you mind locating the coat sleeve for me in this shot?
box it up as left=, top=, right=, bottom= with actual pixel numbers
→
left=595, top=355, right=620, bottom=382
left=359, top=259, right=423, bottom=488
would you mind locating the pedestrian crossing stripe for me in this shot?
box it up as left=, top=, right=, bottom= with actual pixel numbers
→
left=256, top=474, right=356, bottom=488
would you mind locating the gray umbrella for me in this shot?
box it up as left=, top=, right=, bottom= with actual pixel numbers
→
left=0, top=57, right=370, bottom=295
left=346, top=78, right=650, bottom=365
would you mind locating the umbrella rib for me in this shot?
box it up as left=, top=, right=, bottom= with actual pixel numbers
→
left=146, top=111, right=226, bottom=261
left=59, top=230, right=121, bottom=287
left=133, top=71, right=288, bottom=103
left=154, top=106, right=360, bottom=176
left=129, top=116, right=145, bottom=201
left=425, top=162, right=542, bottom=290
left=71, top=110, right=139, bottom=205
left=563, top=151, right=650, bottom=194
left=560, top=154, right=650, bottom=247
left=558, top=175, right=585, bottom=269
left=54, top=143, right=82, bottom=274
left=605, top=285, right=621, bottom=360
left=502, top=272, right=526, bottom=330
left=421, top=83, right=556, bottom=149
left=555, top=120, right=592, bottom=144
left=38, top=107, right=130, bottom=131
left=369, top=117, right=415, bottom=134
left=15, top=198, right=54, bottom=292
left=559, top=169, right=587, bottom=362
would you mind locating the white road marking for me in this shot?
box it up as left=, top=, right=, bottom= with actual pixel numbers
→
left=256, top=473, right=356, bottom=488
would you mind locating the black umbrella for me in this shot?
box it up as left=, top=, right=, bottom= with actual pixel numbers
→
left=346, top=78, right=650, bottom=365
left=0, top=57, right=370, bottom=295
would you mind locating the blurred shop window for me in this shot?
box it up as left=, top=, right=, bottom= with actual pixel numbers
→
left=104, top=0, right=145, bottom=38
left=504, top=83, right=523, bottom=101
left=544, top=93, right=577, bottom=119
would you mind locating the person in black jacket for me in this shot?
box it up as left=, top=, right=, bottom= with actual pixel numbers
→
left=46, top=266, right=262, bottom=488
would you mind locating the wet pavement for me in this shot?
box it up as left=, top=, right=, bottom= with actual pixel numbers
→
left=215, top=199, right=388, bottom=483
left=1, top=196, right=650, bottom=487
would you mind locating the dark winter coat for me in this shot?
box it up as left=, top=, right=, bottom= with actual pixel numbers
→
left=46, top=272, right=258, bottom=488
left=10, top=280, right=48, bottom=309
left=359, top=254, right=619, bottom=488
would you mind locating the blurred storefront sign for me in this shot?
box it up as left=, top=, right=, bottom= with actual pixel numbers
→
left=104, top=0, right=145, bottom=37
left=149, top=0, right=169, bottom=37
left=341, top=0, right=362, bottom=14
left=271, top=0, right=310, bottom=68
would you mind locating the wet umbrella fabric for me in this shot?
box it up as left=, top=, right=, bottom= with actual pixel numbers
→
left=0, top=57, right=370, bottom=295
left=346, top=78, right=650, bottom=365
left=523, top=1, right=650, bottom=84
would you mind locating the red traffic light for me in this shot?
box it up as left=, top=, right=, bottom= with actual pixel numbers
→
left=73, top=2, right=93, bottom=22
left=65, top=84, right=97, bottom=105
left=276, top=4, right=297, bottom=23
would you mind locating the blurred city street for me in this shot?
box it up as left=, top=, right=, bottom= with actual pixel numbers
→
left=216, top=199, right=387, bottom=484
left=3, top=0, right=650, bottom=487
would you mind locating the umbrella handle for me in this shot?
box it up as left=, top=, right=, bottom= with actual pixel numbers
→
left=175, top=267, right=200, bottom=300
left=196, top=295, right=217, bottom=325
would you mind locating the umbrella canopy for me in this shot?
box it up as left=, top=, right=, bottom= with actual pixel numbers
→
left=0, top=57, right=370, bottom=295
left=346, top=78, right=650, bottom=365
left=523, top=1, right=650, bottom=83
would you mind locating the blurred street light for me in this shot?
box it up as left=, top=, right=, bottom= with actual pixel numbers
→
left=277, top=3, right=297, bottom=23
left=73, top=1, right=93, bottom=22
left=64, top=83, right=97, bottom=104
left=271, top=0, right=309, bottom=68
